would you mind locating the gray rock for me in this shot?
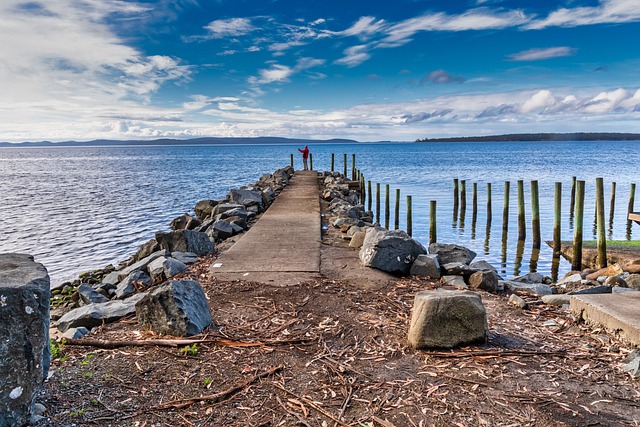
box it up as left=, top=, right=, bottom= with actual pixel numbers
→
left=216, top=207, right=251, bottom=221
left=117, top=250, right=169, bottom=281
left=428, top=243, right=476, bottom=265
left=211, top=203, right=245, bottom=218
left=613, top=286, right=640, bottom=293
left=194, top=199, right=219, bottom=219
left=333, top=217, right=364, bottom=228
left=226, top=215, right=248, bottom=230
left=207, top=220, right=235, bottom=241
left=623, top=349, right=640, bottom=378
left=56, top=293, right=147, bottom=332
left=604, top=276, right=627, bottom=287
left=115, top=270, right=152, bottom=299
left=100, top=270, right=121, bottom=288
left=469, top=260, right=497, bottom=272
left=136, top=280, right=213, bottom=336
left=359, top=228, right=427, bottom=275
left=626, top=274, right=640, bottom=290
left=442, top=262, right=476, bottom=277
left=0, top=254, right=50, bottom=427
left=509, top=294, right=528, bottom=309
left=567, top=285, right=612, bottom=295
left=468, top=271, right=500, bottom=293
left=229, top=188, right=264, bottom=211
left=147, top=257, right=188, bottom=282
left=62, top=327, right=90, bottom=340
left=502, top=280, right=554, bottom=295
left=512, top=272, right=545, bottom=284
left=440, top=275, right=468, bottom=289
left=77, top=283, right=109, bottom=305
left=172, top=252, right=198, bottom=265
left=557, top=273, right=583, bottom=285
left=155, top=230, right=215, bottom=256
left=132, top=239, right=161, bottom=263
left=33, top=403, right=46, bottom=416
left=408, top=289, right=487, bottom=349
left=410, top=254, right=441, bottom=279
left=541, top=294, right=571, bottom=306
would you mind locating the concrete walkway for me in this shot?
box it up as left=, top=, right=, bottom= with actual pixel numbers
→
left=209, top=171, right=321, bottom=284
left=570, top=292, right=640, bottom=345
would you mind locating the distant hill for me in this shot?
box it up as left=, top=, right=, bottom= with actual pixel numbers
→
left=417, top=133, right=640, bottom=142
left=0, top=136, right=360, bottom=147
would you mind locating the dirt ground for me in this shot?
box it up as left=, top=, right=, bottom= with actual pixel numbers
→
left=38, top=199, right=640, bottom=427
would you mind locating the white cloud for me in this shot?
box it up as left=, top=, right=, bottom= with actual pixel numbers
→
left=249, top=64, right=294, bottom=84
left=203, top=17, right=256, bottom=38
left=334, top=45, right=371, bottom=67
left=527, top=0, right=640, bottom=29
left=338, top=16, right=387, bottom=39
left=509, top=46, right=576, bottom=61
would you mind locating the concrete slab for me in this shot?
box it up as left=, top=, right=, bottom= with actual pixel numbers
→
left=210, top=171, right=321, bottom=283
left=570, top=293, right=640, bottom=345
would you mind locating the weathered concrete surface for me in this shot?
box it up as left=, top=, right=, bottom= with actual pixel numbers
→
left=210, top=171, right=321, bottom=284
left=570, top=293, right=640, bottom=345
left=0, top=254, right=50, bottom=427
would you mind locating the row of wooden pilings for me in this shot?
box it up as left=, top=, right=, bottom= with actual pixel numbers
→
left=292, top=153, right=637, bottom=272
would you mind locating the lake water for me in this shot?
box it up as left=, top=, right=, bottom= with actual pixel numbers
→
left=1, top=141, right=638, bottom=286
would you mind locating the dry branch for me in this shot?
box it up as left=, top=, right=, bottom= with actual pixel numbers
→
left=64, top=337, right=312, bottom=349
left=424, top=349, right=566, bottom=358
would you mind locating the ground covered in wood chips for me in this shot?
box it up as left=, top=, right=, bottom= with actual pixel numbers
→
left=40, top=253, right=640, bottom=427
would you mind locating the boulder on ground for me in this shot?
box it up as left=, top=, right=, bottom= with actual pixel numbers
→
left=604, top=276, right=627, bottom=288
left=567, top=285, right=612, bottom=295
left=541, top=294, right=571, bottom=306
left=468, top=270, right=500, bottom=293
left=155, top=230, right=215, bottom=256
left=0, top=254, right=51, bottom=427
left=116, top=250, right=169, bottom=282
left=132, top=239, right=160, bottom=262
left=428, top=243, right=476, bottom=265
left=408, top=289, right=487, bottom=349
left=115, top=270, right=152, bottom=299
left=349, top=231, right=367, bottom=249
left=170, top=213, right=202, bottom=231
left=626, top=274, right=640, bottom=290
left=512, top=272, right=545, bottom=284
left=442, top=262, right=476, bottom=277
left=229, top=188, right=264, bottom=211
left=136, top=280, right=213, bottom=336
left=509, top=294, right=528, bottom=309
left=211, top=203, right=245, bottom=218
left=171, top=252, right=198, bottom=265
left=359, top=228, right=427, bottom=275
left=77, top=283, right=109, bottom=305
left=56, top=293, right=147, bottom=332
left=469, top=260, right=497, bottom=272
left=410, top=254, right=441, bottom=279
left=194, top=199, right=219, bottom=219
left=501, top=280, right=554, bottom=296
left=440, top=275, right=467, bottom=289
left=207, top=220, right=235, bottom=241
left=147, top=257, right=188, bottom=282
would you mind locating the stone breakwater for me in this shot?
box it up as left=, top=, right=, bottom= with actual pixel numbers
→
left=49, top=166, right=294, bottom=340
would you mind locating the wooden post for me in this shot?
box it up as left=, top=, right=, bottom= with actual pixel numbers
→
left=517, top=180, right=526, bottom=241
left=352, top=154, right=356, bottom=181
left=367, top=180, right=372, bottom=212
left=430, top=200, right=437, bottom=244
left=628, top=183, right=636, bottom=216
left=309, top=153, right=313, bottom=171
left=486, top=182, right=492, bottom=227
left=531, top=180, right=541, bottom=249
left=570, top=176, right=577, bottom=222
left=572, top=180, right=585, bottom=270
left=290, top=153, right=294, bottom=169
left=472, top=182, right=478, bottom=237
left=385, top=184, right=390, bottom=229
left=609, top=182, right=616, bottom=235
left=460, top=180, right=467, bottom=217
left=553, top=182, right=562, bottom=256
left=394, top=188, right=400, bottom=230
left=596, top=177, right=607, bottom=268
left=407, top=195, right=412, bottom=236
left=376, top=183, right=381, bottom=225
left=331, top=153, right=334, bottom=172
left=502, top=181, right=510, bottom=236
left=343, top=153, right=347, bottom=177
left=453, top=178, right=459, bottom=225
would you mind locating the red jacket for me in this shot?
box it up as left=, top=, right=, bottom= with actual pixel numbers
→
left=298, top=147, right=309, bottom=159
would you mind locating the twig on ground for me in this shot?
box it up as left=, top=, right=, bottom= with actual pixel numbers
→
left=64, top=337, right=313, bottom=349
left=272, top=382, right=348, bottom=427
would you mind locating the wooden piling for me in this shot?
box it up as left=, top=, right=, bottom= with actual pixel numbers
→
left=331, top=153, right=334, bottom=172
left=553, top=182, right=562, bottom=256
left=609, top=182, right=616, bottom=234
left=502, top=181, right=510, bottom=236
left=352, top=154, right=356, bottom=181
left=628, top=183, right=636, bottom=216
left=407, top=195, right=412, bottom=236
left=517, top=180, right=526, bottom=241
left=472, top=182, right=478, bottom=230
left=570, top=176, right=576, bottom=223
left=572, top=180, right=585, bottom=270
left=290, top=153, right=294, bottom=169
left=394, top=188, right=400, bottom=230
left=385, top=184, right=390, bottom=229
left=309, top=153, right=313, bottom=171
left=343, top=154, right=347, bottom=177
left=486, top=183, right=492, bottom=227
left=430, top=200, right=437, bottom=244
left=376, top=183, right=381, bottom=225
left=596, top=177, right=607, bottom=268
left=460, top=180, right=467, bottom=215
left=367, top=180, right=372, bottom=212
left=453, top=179, right=459, bottom=225
left=531, top=180, right=541, bottom=249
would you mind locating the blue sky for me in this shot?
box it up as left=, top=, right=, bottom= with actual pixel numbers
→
left=1, top=0, right=639, bottom=142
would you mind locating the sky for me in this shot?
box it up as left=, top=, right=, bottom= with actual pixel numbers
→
left=1, top=0, right=639, bottom=142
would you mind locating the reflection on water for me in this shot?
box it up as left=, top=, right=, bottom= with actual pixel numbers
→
left=1, top=141, right=639, bottom=286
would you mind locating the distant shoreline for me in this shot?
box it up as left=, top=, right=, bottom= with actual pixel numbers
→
left=417, top=132, right=640, bottom=143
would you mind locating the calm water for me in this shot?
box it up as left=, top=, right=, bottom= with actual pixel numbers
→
left=1, top=141, right=638, bottom=286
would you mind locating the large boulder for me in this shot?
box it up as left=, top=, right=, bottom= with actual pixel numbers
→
left=429, top=243, right=476, bottom=265
left=170, top=213, right=201, bottom=231
left=468, top=271, right=500, bottom=293
left=194, top=200, right=218, bottom=219
left=229, top=188, right=264, bottom=211
left=155, top=230, right=215, bottom=256
left=207, top=220, right=235, bottom=241
left=116, top=250, right=169, bottom=282
left=147, top=257, right=188, bottom=282
left=410, top=254, right=441, bottom=279
left=359, top=228, right=427, bottom=275
left=77, top=283, right=109, bottom=305
left=408, top=289, right=488, bottom=349
left=136, top=280, right=213, bottom=336
left=115, top=270, right=152, bottom=299
left=56, top=293, right=147, bottom=332
left=0, top=254, right=50, bottom=427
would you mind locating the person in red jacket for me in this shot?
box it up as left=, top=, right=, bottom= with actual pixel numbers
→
left=298, top=145, right=310, bottom=171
